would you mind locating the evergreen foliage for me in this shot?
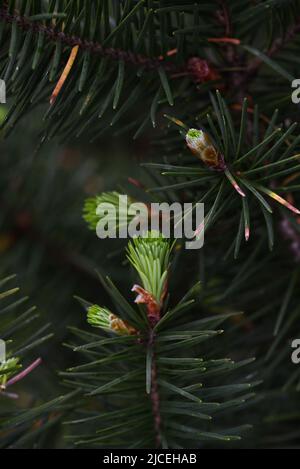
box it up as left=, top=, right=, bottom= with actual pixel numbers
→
left=64, top=233, right=255, bottom=448
left=1, top=0, right=300, bottom=449
left=0, top=275, right=59, bottom=449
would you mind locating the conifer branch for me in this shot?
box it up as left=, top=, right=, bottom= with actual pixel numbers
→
left=0, top=2, right=213, bottom=81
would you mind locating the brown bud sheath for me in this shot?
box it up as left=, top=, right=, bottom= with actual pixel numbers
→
left=186, top=129, right=223, bottom=169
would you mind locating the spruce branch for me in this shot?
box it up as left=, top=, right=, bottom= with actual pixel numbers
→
left=0, top=275, right=57, bottom=448
left=1, top=0, right=300, bottom=450
left=145, top=92, right=300, bottom=254
left=0, top=0, right=222, bottom=140
left=0, top=3, right=183, bottom=74
left=66, top=231, right=255, bottom=448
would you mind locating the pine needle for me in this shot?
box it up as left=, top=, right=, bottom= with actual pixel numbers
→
left=50, top=45, right=79, bottom=105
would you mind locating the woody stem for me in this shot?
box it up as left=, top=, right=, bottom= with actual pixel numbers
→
left=148, top=329, right=162, bottom=448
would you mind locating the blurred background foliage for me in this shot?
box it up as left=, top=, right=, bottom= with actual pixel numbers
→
left=1, top=0, right=300, bottom=448
left=0, top=99, right=153, bottom=446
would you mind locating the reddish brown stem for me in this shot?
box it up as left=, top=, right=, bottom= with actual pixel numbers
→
left=148, top=330, right=162, bottom=448
left=6, top=358, right=42, bottom=387
left=238, top=17, right=300, bottom=89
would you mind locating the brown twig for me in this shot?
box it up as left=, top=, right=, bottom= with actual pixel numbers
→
left=0, top=4, right=212, bottom=83
left=217, top=1, right=245, bottom=101
left=238, top=16, right=300, bottom=88
left=0, top=2, right=225, bottom=95
left=217, top=2, right=300, bottom=102
left=148, top=330, right=162, bottom=448
left=0, top=8, right=170, bottom=71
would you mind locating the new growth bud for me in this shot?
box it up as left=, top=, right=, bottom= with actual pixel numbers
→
left=0, top=357, right=20, bottom=391
left=186, top=129, right=224, bottom=169
left=87, top=305, right=136, bottom=335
